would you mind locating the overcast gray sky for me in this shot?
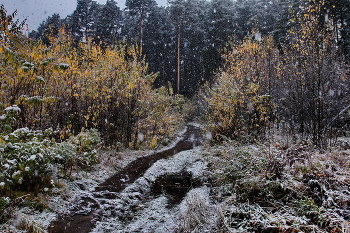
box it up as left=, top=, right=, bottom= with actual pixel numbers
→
left=1, top=0, right=168, bottom=31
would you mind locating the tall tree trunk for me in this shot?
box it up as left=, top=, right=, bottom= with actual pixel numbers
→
left=139, top=11, right=144, bottom=50
left=177, top=25, right=181, bottom=94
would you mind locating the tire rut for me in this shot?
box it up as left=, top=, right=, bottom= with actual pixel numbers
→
left=48, top=125, right=203, bottom=233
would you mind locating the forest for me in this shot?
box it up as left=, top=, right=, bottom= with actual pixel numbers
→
left=1, top=0, right=350, bottom=232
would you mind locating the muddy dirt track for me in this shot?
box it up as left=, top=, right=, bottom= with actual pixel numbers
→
left=48, top=125, right=203, bottom=233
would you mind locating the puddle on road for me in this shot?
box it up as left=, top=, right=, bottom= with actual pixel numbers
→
left=151, top=171, right=201, bottom=206
left=48, top=125, right=203, bottom=233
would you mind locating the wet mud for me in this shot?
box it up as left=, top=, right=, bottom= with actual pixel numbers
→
left=48, top=125, right=203, bottom=233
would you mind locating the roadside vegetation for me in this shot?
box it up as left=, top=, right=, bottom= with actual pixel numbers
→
left=203, top=138, right=350, bottom=232
left=1, top=0, right=350, bottom=232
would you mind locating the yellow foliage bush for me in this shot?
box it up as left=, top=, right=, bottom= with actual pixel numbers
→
left=204, top=36, right=277, bottom=141
left=0, top=23, right=184, bottom=148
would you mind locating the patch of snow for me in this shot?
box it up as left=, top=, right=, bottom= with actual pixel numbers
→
left=36, top=76, right=45, bottom=82
left=124, top=196, right=176, bottom=233
left=205, top=131, right=212, bottom=140
left=140, top=149, right=206, bottom=183
left=137, top=132, right=144, bottom=142
left=186, top=159, right=209, bottom=179
left=187, top=121, right=202, bottom=128
left=190, top=133, right=195, bottom=142
left=18, top=208, right=57, bottom=230
left=4, top=105, right=21, bottom=113
left=255, top=32, right=262, bottom=41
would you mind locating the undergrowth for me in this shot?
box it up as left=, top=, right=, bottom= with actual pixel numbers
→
left=206, top=138, right=350, bottom=232
left=0, top=127, right=101, bottom=227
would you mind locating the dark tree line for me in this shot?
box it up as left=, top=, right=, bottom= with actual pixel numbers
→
left=29, top=0, right=350, bottom=97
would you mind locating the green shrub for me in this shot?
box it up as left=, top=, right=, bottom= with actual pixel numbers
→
left=0, top=127, right=101, bottom=194
left=0, top=132, right=56, bottom=193
left=2, top=127, right=56, bottom=143
left=67, top=128, right=101, bottom=167
left=52, top=141, right=76, bottom=177
left=0, top=105, right=21, bottom=134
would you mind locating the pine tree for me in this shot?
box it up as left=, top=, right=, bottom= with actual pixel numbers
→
left=65, top=0, right=99, bottom=44
left=29, top=13, right=62, bottom=46
left=125, top=0, right=157, bottom=48
left=92, top=0, right=122, bottom=49
left=143, top=6, right=176, bottom=90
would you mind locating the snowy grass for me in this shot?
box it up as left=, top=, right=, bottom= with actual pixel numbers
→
left=176, top=186, right=220, bottom=233
left=203, top=139, right=350, bottom=232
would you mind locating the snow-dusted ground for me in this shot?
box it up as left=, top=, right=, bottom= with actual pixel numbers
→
left=1, top=124, right=214, bottom=233
left=2, top=128, right=350, bottom=232
left=91, top=148, right=218, bottom=233
left=0, top=148, right=154, bottom=232
left=42, top=147, right=214, bottom=233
